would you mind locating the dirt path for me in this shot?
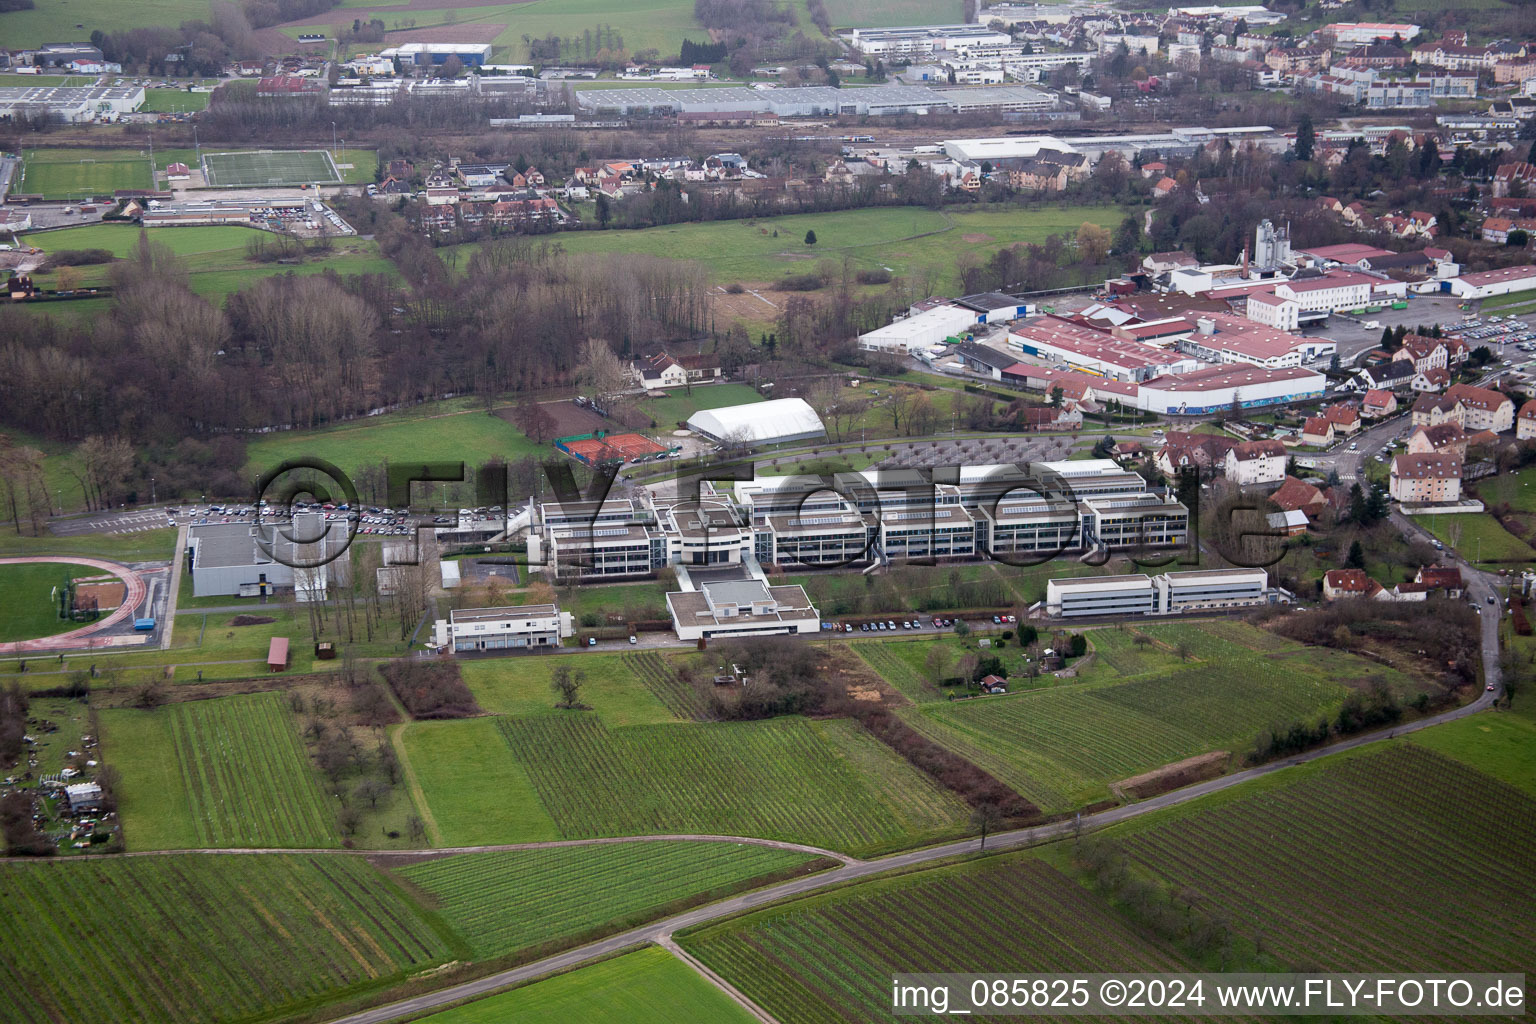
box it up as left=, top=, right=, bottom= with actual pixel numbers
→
left=657, top=934, right=782, bottom=1024
left=0, top=556, right=148, bottom=655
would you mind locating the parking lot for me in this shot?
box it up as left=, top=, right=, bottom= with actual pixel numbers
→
left=1300, top=293, right=1467, bottom=365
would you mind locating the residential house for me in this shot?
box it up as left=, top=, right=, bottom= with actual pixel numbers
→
left=1139, top=160, right=1167, bottom=179
left=1153, top=176, right=1179, bottom=199
left=1324, top=403, right=1361, bottom=435
left=1392, top=335, right=1449, bottom=375
left=1416, top=565, right=1464, bottom=597
left=1445, top=382, right=1514, bottom=432
left=1355, top=360, right=1417, bottom=392
left=1413, top=367, right=1452, bottom=393
left=1361, top=388, right=1398, bottom=418
left=1266, top=46, right=1330, bottom=73
left=1342, top=44, right=1409, bottom=69
left=1390, top=452, right=1463, bottom=503
left=1410, top=392, right=1464, bottom=428
left=1019, top=406, right=1084, bottom=431
left=1225, top=439, right=1288, bottom=486
left=1408, top=422, right=1469, bottom=458
left=1269, top=475, right=1328, bottom=521
left=1483, top=217, right=1516, bottom=244
left=1494, top=162, right=1536, bottom=198
left=1519, top=399, right=1536, bottom=439
left=1323, top=568, right=1386, bottom=601
left=1155, top=430, right=1236, bottom=476
left=1301, top=416, right=1335, bottom=447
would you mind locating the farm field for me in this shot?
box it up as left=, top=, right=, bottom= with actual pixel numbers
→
left=457, top=653, right=677, bottom=725
left=0, top=0, right=212, bottom=48
left=294, top=0, right=712, bottom=64
left=451, top=204, right=1126, bottom=294
left=1421, top=512, right=1536, bottom=564
left=0, top=562, right=92, bottom=642
left=825, top=0, right=963, bottom=26
left=103, top=692, right=340, bottom=849
left=1116, top=745, right=1536, bottom=973
left=18, top=147, right=152, bottom=199
left=395, top=841, right=826, bottom=959
left=901, top=629, right=1363, bottom=810
left=496, top=713, right=967, bottom=854
left=398, top=717, right=561, bottom=846
left=413, top=947, right=758, bottom=1024
left=680, top=855, right=1190, bottom=1024
left=0, top=853, right=457, bottom=1024
left=244, top=405, right=543, bottom=486
left=1410, top=703, right=1536, bottom=797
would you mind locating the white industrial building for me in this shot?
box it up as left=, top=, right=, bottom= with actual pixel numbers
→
left=1447, top=265, right=1536, bottom=299
left=666, top=580, right=821, bottom=641
left=0, top=84, right=144, bottom=123
left=432, top=603, right=573, bottom=652
left=1045, top=568, right=1269, bottom=617
left=686, top=398, right=826, bottom=446
left=1136, top=365, right=1327, bottom=416
left=941, top=135, right=1077, bottom=162
left=839, top=25, right=1012, bottom=57
left=185, top=514, right=348, bottom=599
left=858, top=304, right=977, bottom=355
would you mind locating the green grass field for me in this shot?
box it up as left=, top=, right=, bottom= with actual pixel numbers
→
left=1473, top=464, right=1536, bottom=513
left=0, top=527, right=178, bottom=563
left=494, top=713, right=966, bottom=854
left=202, top=148, right=340, bottom=187
left=681, top=855, right=1189, bottom=1024
left=0, top=562, right=92, bottom=642
left=414, top=947, right=757, bottom=1024
left=244, top=405, right=543, bottom=489
left=18, top=147, right=153, bottom=199
left=458, top=654, right=678, bottom=725
left=825, top=0, right=963, bottom=26
left=395, top=841, right=824, bottom=959
left=1421, top=512, right=1536, bottom=564
left=399, top=717, right=562, bottom=846
left=0, top=853, right=457, bottom=1024
left=1115, top=745, right=1536, bottom=974
left=633, top=381, right=764, bottom=430
left=1410, top=703, right=1536, bottom=797
left=140, top=87, right=210, bottom=112
left=454, top=204, right=1126, bottom=294
left=897, top=623, right=1379, bottom=810
left=20, top=221, right=399, bottom=314
left=104, top=692, right=340, bottom=849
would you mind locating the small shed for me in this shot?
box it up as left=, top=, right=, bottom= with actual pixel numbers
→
left=267, top=636, right=290, bottom=673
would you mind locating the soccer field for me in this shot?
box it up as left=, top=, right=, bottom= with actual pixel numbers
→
left=202, top=149, right=341, bottom=187
left=19, top=148, right=154, bottom=199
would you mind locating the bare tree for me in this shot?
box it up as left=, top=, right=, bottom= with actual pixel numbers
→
left=971, top=799, right=1005, bottom=850
left=551, top=663, right=588, bottom=709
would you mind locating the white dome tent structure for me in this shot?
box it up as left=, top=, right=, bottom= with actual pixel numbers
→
left=687, top=398, right=827, bottom=447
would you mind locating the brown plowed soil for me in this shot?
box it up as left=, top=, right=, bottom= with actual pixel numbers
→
left=1114, top=750, right=1228, bottom=800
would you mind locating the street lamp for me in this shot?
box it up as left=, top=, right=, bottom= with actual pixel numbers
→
left=331, top=121, right=337, bottom=157
left=150, top=477, right=156, bottom=505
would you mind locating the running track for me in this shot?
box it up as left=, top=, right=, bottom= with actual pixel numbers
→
left=0, top=557, right=147, bottom=655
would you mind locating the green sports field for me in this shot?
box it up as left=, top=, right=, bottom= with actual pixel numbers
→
left=414, top=947, right=758, bottom=1024
left=18, top=148, right=153, bottom=199
left=202, top=148, right=340, bottom=187
left=139, top=87, right=210, bottom=112
left=0, top=562, right=91, bottom=642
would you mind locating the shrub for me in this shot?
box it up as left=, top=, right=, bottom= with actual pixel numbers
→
left=380, top=661, right=481, bottom=719
left=772, top=272, right=824, bottom=291
left=724, top=282, right=745, bottom=294
left=39, top=249, right=114, bottom=270
left=854, top=268, right=892, bottom=285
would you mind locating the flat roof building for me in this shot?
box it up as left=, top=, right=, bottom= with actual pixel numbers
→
left=1046, top=568, right=1269, bottom=617
left=667, top=580, right=820, bottom=641
left=186, top=513, right=348, bottom=599
left=432, top=603, right=573, bottom=652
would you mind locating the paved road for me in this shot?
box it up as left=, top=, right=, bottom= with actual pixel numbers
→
left=322, top=667, right=1502, bottom=1024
